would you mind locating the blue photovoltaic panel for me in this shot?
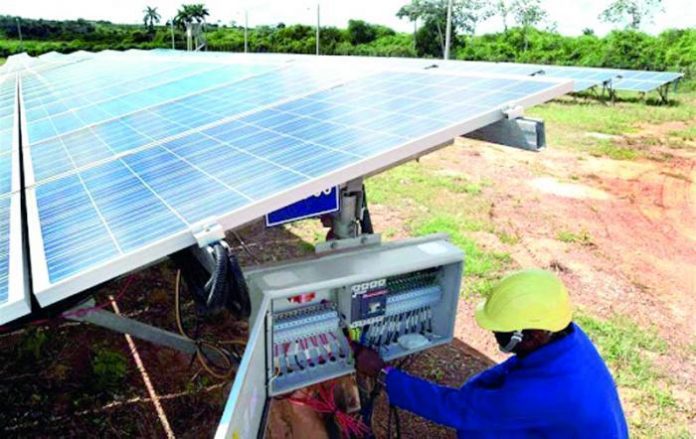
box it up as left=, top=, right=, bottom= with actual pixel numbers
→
left=0, top=196, right=11, bottom=305
left=0, top=66, right=29, bottom=325
left=0, top=74, right=15, bottom=306
left=16, top=50, right=571, bottom=305
left=611, top=70, right=683, bottom=92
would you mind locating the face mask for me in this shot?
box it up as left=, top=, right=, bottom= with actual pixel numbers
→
left=496, top=330, right=524, bottom=353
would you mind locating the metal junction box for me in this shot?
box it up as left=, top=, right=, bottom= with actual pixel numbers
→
left=215, top=234, right=463, bottom=439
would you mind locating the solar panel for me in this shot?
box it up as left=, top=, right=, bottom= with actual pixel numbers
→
left=611, top=70, right=683, bottom=92
left=0, top=71, right=30, bottom=325
left=13, top=51, right=572, bottom=306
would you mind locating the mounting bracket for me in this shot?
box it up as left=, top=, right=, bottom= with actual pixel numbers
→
left=326, top=178, right=367, bottom=240
left=315, top=233, right=381, bottom=254
left=464, top=117, right=546, bottom=152
left=191, top=217, right=225, bottom=248
left=66, top=299, right=227, bottom=363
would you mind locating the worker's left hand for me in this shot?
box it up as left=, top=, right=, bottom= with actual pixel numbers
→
left=353, top=345, right=385, bottom=377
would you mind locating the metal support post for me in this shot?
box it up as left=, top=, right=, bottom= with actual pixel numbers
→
left=658, top=84, right=669, bottom=105
left=444, top=0, right=453, bottom=60
left=316, top=3, right=321, bottom=56
left=15, top=18, right=23, bottom=50
left=244, top=10, right=249, bottom=53
left=327, top=179, right=365, bottom=240
left=186, top=23, right=193, bottom=51
left=66, top=300, right=226, bottom=362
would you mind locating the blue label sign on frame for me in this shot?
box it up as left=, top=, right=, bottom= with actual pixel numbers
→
left=266, top=187, right=340, bottom=227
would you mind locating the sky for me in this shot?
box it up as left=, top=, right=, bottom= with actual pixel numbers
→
left=1, top=0, right=694, bottom=36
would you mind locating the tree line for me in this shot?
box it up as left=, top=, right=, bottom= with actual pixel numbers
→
left=0, top=0, right=693, bottom=78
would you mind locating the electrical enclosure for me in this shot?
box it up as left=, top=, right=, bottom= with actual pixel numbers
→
left=215, top=234, right=463, bottom=438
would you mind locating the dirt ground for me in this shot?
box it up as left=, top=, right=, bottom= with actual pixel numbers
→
left=0, top=104, right=694, bottom=437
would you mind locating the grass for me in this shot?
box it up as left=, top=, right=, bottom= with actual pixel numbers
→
left=530, top=92, right=696, bottom=135
left=528, top=90, right=696, bottom=160
left=670, top=124, right=696, bottom=141
left=368, top=161, right=513, bottom=298
left=414, top=215, right=511, bottom=277
left=556, top=228, right=594, bottom=246
left=576, top=313, right=691, bottom=438
left=589, top=140, right=639, bottom=160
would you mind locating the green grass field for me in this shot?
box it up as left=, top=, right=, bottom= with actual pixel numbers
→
left=528, top=89, right=696, bottom=161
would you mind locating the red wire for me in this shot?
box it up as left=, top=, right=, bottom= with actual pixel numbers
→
left=289, top=381, right=370, bottom=438
left=0, top=275, right=136, bottom=334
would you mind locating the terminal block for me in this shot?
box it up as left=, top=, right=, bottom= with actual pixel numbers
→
left=269, top=303, right=353, bottom=396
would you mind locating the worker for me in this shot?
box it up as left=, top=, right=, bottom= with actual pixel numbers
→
left=354, top=269, right=629, bottom=438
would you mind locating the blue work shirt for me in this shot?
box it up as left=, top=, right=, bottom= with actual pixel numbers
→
left=385, top=323, right=628, bottom=438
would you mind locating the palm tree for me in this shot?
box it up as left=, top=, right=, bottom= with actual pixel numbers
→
left=142, top=6, right=161, bottom=32
left=174, top=3, right=210, bottom=29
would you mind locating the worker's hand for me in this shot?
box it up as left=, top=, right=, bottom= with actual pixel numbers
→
left=353, top=345, right=385, bottom=377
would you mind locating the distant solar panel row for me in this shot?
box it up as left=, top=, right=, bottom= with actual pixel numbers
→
left=14, top=50, right=571, bottom=306
left=173, top=51, right=681, bottom=93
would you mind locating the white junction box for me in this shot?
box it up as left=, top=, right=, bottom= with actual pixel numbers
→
left=215, top=234, right=464, bottom=439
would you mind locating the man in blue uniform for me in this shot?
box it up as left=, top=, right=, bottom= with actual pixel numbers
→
left=354, top=269, right=629, bottom=438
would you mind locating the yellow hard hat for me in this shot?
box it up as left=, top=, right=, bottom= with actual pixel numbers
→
left=475, top=269, right=572, bottom=332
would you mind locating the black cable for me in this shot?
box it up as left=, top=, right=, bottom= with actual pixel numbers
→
left=360, top=184, right=374, bottom=235
left=361, top=381, right=382, bottom=436
left=205, top=243, right=228, bottom=309
left=393, top=405, right=402, bottom=439
left=226, top=251, right=251, bottom=318
left=170, top=243, right=251, bottom=318
left=387, top=404, right=393, bottom=439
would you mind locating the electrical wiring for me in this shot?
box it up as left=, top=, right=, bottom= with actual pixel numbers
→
left=174, top=269, right=244, bottom=380
left=288, top=381, right=370, bottom=438
left=358, top=355, right=416, bottom=438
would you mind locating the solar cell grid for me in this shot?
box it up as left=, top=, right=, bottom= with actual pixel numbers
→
left=0, top=196, right=12, bottom=303
left=22, top=62, right=277, bottom=144
left=24, top=64, right=373, bottom=185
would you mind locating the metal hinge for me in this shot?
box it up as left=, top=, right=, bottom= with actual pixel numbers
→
left=503, top=105, right=524, bottom=120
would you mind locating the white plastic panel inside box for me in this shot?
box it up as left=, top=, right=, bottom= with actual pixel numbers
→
left=246, top=234, right=464, bottom=397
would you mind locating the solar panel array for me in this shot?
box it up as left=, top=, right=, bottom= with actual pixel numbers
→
left=0, top=48, right=685, bottom=325
left=8, top=50, right=572, bottom=307
left=425, top=61, right=682, bottom=93
left=204, top=52, right=682, bottom=93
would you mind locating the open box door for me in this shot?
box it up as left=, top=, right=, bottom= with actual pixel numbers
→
left=215, top=295, right=270, bottom=439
